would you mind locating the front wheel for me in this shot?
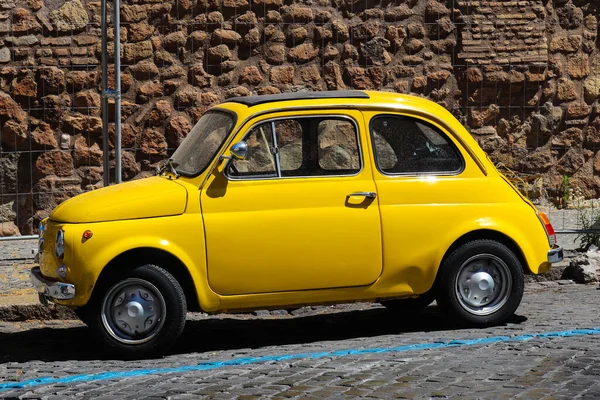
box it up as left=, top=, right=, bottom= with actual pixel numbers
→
left=436, top=240, right=524, bottom=327
left=87, top=264, right=187, bottom=358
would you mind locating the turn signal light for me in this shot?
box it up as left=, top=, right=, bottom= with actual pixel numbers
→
left=83, top=230, right=93, bottom=240
left=538, top=212, right=556, bottom=246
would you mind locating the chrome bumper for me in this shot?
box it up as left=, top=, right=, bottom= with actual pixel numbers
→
left=30, top=267, right=75, bottom=300
left=548, top=246, right=564, bottom=263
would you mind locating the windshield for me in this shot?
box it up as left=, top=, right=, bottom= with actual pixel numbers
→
left=171, top=111, right=235, bottom=176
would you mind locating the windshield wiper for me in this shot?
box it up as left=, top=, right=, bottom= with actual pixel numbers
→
left=157, top=158, right=180, bottom=179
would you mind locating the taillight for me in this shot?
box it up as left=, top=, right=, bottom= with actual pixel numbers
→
left=538, top=212, right=556, bottom=246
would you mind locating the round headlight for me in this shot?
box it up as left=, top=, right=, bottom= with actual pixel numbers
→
left=55, top=229, right=65, bottom=259
left=56, top=264, right=68, bottom=279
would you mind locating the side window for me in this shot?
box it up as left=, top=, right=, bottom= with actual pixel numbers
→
left=370, top=116, right=463, bottom=174
left=318, top=120, right=360, bottom=173
left=229, top=123, right=277, bottom=178
left=228, top=116, right=362, bottom=179
left=274, top=120, right=303, bottom=176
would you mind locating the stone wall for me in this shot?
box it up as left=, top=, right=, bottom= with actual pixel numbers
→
left=0, top=0, right=599, bottom=235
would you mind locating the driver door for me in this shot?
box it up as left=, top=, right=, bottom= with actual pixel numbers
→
left=200, top=110, right=383, bottom=295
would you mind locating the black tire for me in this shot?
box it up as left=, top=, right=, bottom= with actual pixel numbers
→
left=74, top=306, right=93, bottom=326
left=381, top=290, right=436, bottom=313
left=86, top=264, right=187, bottom=358
left=436, top=240, right=524, bottom=327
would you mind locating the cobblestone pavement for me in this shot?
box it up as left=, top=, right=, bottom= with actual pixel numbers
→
left=0, top=240, right=37, bottom=262
left=0, top=240, right=38, bottom=301
left=0, top=260, right=33, bottom=298
left=0, top=283, right=599, bottom=399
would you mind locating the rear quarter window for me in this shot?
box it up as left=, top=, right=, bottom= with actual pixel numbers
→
left=370, top=115, right=464, bottom=175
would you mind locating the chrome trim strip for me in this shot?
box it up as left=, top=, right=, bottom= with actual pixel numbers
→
left=271, top=121, right=282, bottom=178
left=30, top=267, right=75, bottom=300
left=548, top=246, right=563, bottom=264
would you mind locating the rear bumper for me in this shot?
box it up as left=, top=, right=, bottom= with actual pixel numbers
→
left=30, top=266, right=75, bottom=300
left=548, top=246, right=563, bottom=264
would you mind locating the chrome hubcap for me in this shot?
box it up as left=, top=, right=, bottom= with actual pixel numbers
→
left=102, top=278, right=166, bottom=344
left=455, top=254, right=511, bottom=316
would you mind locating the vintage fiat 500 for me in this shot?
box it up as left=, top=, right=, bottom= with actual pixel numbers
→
left=32, top=90, right=563, bottom=357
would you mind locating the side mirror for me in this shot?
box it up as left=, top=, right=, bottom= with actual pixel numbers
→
left=230, top=141, right=248, bottom=160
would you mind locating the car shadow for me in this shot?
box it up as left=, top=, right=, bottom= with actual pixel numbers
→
left=0, top=307, right=527, bottom=363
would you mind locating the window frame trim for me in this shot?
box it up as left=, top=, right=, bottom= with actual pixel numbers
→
left=369, top=113, right=466, bottom=177
left=224, top=114, right=364, bottom=181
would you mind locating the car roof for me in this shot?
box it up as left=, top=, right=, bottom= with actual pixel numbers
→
left=214, top=90, right=492, bottom=176
left=223, top=90, right=371, bottom=106
left=220, top=90, right=443, bottom=112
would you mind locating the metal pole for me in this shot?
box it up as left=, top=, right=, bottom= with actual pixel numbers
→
left=0, top=235, right=38, bottom=242
left=101, top=0, right=110, bottom=187
left=113, top=0, right=122, bottom=184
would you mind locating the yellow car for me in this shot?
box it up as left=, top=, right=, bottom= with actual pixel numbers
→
left=31, top=90, right=562, bottom=357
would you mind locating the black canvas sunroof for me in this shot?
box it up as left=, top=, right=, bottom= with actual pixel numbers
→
left=223, top=91, right=370, bottom=107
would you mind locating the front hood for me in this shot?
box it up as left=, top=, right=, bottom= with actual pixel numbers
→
left=50, top=176, right=188, bottom=223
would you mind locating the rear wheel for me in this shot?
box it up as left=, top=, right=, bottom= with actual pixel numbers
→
left=87, top=264, right=187, bottom=358
left=436, top=240, right=524, bottom=326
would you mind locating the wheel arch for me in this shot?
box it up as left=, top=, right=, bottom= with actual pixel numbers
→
left=440, top=229, right=528, bottom=275
left=92, top=247, right=201, bottom=312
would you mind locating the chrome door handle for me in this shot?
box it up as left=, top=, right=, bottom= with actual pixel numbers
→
left=347, top=191, right=377, bottom=199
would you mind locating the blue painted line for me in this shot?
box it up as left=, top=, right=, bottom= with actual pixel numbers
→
left=2, top=327, right=600, bottom=392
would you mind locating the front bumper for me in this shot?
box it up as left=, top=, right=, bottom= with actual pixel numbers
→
left=548, top=246, right=563, bottom=263
left=30, top=266, right=75, bottom=300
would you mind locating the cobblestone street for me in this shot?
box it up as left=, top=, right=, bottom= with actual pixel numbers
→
left=1, top=283, right=600, bottom=399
